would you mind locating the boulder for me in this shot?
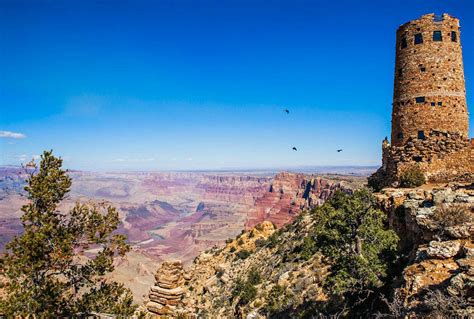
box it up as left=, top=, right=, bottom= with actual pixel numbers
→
left=427, top=240, right=461, bottom=259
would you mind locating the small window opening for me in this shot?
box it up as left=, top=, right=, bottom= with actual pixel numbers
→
left=400, top=37, right=407, bottom=49
left=413, top=156, right=423, bottom=162
left=397, top=132, right=404, bottom=140
left=451, top=31, right=457, bottom=42
left=433, top=31, right=443, bottom=41
left=414, top=33, right=423, bottom=45
left=433, top=15, right=444, bottom=22
left=438, top=102, right=442, bottom=106
left=398, top=68, right=403, bottom=77
left=415, top=96, right=425, bottom=103
left=420, top=66, right=426, bottom=72
left=418, top=131, right=426, bottom=140
left=431, top=102, right=436, bottom=106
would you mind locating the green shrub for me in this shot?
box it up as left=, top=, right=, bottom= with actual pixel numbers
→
left=240, top=281, right=257, bottom=304
left=247, top=268, right=261, bottom=285
left=255, top=238, right=266, bottom=248
left=367, top=173, right=385, bottom=192
left=225, top=238, right=233, bottom=244
left=232, top=278, right=244, bottom=298
left=263, top=284, right=290, bottom=315
left=299, top=235, right=318, bottom=261
left=237, top=238, right=245, bottom=246
left=232, top=278, right=256, bottom=304
left=236, top=249, right=251, bottom=260
left=399, top=166, right=425, bottom=188
left=310, top=189, right=399, bottom=296
left=229, top=246, right=236, bottom=253
left=266, top=231, right=279, bottom=248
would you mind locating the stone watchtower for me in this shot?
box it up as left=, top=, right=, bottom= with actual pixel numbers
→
left=371, top=13, right=473, bottom=187
left=392, top=13, right=468, bottom=146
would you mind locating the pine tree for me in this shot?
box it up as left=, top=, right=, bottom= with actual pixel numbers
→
left=0, top=151, right=136, bottom=317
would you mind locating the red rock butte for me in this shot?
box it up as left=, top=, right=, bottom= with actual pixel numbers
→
left=371, top=13, right=473, bottom=186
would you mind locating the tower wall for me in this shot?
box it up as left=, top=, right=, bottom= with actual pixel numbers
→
left=370, top=13, right=473, bottom=188
left=391, top=13, right=469, bottom=147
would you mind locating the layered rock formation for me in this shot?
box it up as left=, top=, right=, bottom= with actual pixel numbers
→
left=245, top=172, right=357, bottom=228
left=145, top=183, right=473, bottom=318
left=144, top=214, right=332, bottom=318
left=377, top=184, right=474, bottom=317
left=146, top=260, right=189, bottom=316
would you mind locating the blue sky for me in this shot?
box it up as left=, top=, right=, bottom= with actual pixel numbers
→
left=1, top=0, right=473, bottom=170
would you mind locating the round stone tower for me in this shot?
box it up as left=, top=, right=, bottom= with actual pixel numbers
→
left=391, top=13, right=469, bottom=147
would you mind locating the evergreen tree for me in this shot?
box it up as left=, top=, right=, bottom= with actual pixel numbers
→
left=0, top=151, right=135, bottom=317
left=310, top=189, right=399, bottom=297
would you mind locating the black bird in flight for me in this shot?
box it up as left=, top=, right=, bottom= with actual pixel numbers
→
left=284, top=109, right=290, bottom=114
left=292, top=147, right=297, bottom=151
left=337, top=149, right=343, bottom=152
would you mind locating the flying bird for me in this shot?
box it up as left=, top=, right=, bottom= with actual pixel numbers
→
left=284, top=109, right=289, bottom=114
left=337, top=149, right=343, bottom=152
left=292, top=147, right=297, bottom=151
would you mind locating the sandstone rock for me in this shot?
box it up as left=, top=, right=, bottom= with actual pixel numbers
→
left=403, top=258, right=459, bottom=295
left=456, top=257, right=474, bottom=276
left=432, top=188, right=455, bottom=205
left=147, top=260, right=186, bottom=315
left=427, top=240, right=461, bottom=259
left=463, top=242, right=474, bottom=258
left=445, top=224, right=472, bottom=239
left=408, top=190, right=425, bottom=200
left=278, top=271, right=290, bottom=287
left=447, top=273, right=474, bottom=296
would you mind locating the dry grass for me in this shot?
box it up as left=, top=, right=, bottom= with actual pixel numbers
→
left=432, top=204, right=473, bottom=228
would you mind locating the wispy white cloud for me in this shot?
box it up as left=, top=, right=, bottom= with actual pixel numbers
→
left=185, top=157, right=193, bottom=161
left=0, top=130, right=26, bottom=139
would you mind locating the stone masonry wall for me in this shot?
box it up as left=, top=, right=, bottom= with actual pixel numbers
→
left=391, top=13, right=468, bottom=147
left=384, top=134, right=473, bottom=183
left=370, top=13, right=473, bottom=187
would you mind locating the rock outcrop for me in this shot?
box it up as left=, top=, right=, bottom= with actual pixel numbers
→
left=245, top=172, right=358, bottom=228
left=146, top=260, right=189, bottom=316
left=377, top=183, right=474, bottom=317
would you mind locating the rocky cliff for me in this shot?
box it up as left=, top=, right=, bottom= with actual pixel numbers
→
left=376, top=184, right=474, bottom=317
left=144, top=183, right=474, bottom=318
left=245, top=172, right=360, bottom=229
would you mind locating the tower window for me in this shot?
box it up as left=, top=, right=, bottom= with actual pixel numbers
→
left=438, top=102, right=442, bottom=106
left=433, top=31, right=443, bottom=41
left=431, top=102, right=436, bottom=106
left=414, top=33, right=423, bottom=44
left=397, top=133, right=404, bottom=140
left=418, top=131, right=426, bottom=140
left=415, top=96, right=425, bottom=103
left=400, top=37, right=407, bottom=49
left=398, top=68, right=403, bottom=77
left=413, top=156, right=423, bottom=162
left=420, top=66, right=426, bottom=72
left=451, top=31, right=457, bottom=42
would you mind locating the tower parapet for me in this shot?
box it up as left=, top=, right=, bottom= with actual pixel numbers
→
left=370, top=13, right=473, bottom=188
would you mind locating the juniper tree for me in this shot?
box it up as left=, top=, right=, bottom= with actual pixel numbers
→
left=310, top=189, right=399, bottom=299
left=0, top=151, right=135, bottom=317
